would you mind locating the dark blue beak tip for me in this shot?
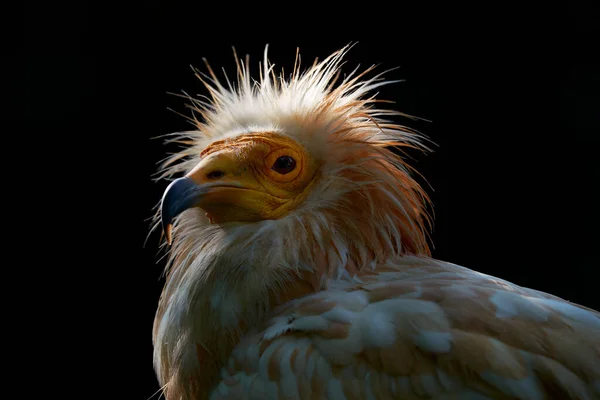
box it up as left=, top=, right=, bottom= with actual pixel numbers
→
left=160, top=177, right=203, bottom=244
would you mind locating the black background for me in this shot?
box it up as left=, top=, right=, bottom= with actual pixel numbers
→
left=7, top=2, right=599, bottom=398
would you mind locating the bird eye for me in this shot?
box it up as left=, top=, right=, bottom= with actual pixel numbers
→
left=271, top=156, right=296, bottom=175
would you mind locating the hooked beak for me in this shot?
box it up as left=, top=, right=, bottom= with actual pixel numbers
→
left=161, top=177, right=205, bottom=245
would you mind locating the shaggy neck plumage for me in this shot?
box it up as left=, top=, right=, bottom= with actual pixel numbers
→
left=153, top=155, right=430, bottom=399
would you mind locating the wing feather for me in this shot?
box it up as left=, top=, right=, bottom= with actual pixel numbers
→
left=211, top=258, right=600, bottom=399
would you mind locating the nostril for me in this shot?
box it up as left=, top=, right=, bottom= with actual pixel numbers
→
left=206, top=170, right=225, bottom=180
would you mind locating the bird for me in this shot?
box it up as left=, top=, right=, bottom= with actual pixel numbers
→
left=152, top=45, right=600, bottom=400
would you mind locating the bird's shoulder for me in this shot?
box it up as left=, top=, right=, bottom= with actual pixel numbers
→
left=212, top=256, right=600, bottom=399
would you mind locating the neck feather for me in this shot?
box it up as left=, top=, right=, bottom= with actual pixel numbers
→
left=153, top=173, right=429, bottom=398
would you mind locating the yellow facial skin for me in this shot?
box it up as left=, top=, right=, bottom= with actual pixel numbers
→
left=186, top=133, right=318, bottom=224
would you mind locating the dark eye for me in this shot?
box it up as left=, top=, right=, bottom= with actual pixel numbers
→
left=271, top=156, right=296, bottom=174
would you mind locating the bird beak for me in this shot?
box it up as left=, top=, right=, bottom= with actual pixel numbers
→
left=160, top=150, right=264, bottom=245
left=161, top=177, right=206, bottom=245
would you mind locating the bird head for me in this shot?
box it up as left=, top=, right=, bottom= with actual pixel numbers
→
left=161, top=132, right=319, bottom=239
left=157, top=45, right=432, bottom=261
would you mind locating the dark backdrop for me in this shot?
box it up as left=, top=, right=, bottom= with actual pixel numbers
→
left=8, top=2, right=598, bottom=398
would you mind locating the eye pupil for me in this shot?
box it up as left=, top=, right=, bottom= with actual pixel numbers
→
left=271, top=156, right=296, bottom=174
